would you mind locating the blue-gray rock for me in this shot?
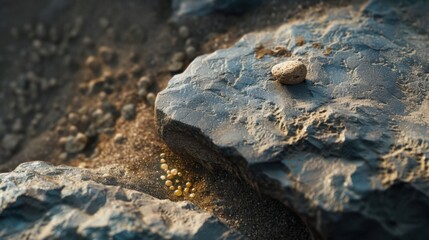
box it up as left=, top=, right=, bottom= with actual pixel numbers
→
left=0, top=161, right=243, bottom=240
left=156, top=0, right=429, bottom=239
left=172, top=0, right=261, bottom=17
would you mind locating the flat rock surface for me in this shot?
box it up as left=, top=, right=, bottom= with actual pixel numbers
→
left=156, top=0, right=429, bottom=239
left=0, top=161, right=243, bottom=240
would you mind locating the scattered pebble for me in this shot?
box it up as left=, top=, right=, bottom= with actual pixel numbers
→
left=185, top=46, right=197, bottom=59
left=178, top=26, right=189, bottom=38
left=99, top=17, right=110, bottom=29
left=271, top=60, right=307, bottom=85
left=64, top=132, right=88, bottom=153
left=114, top=133, right=126, bottom=144
left=85, top=56, right=101, bottom=72
left=1, top=134, right=23, bottom=151
left=138, top=76, right=152, bottom=89
left=146, top=93, right=156, bottom=106
left=121, top=104, right=136, bottom=120
left=99, top=46, right=116, bottom=63
left=68, top=112, right=80, bottom=125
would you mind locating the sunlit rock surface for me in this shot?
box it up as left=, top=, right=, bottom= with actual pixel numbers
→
left=0, top=161, right=243, bottom=240
left=156, top=0, right=429, bottom=239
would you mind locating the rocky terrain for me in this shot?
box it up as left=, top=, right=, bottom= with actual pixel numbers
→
left=156, top=0, right=429, bottom=239
left=1, top=0, right=428, bottom=239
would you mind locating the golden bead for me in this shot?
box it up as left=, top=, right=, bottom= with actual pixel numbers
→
left=189, top=193, right=195, bottom=198
left=174, top=190, right=183, bottom=196
left=178, top=172, right=182, bottom=176
left=167, top=170, right=171, bottom=174
left=160, top=153, right=166, bottom=158
left=175, top=179, right=180, bottom=183
left=160, top=159, right=166, bottom=163
left=165, top=180, right=173, bottom=186
left=167, top=174, right=173, bottom=180
left=191, top=188, right=196, bottom=192
left=160, top=163, right=168, bottom=170
left=169, top=186, right=175, bottom=191
left=184, top=187, right=190, bottom=193
left=186, top=182, right=192, bottom=188
left=178, top=186, right=182, bottom=190
left=160, top=175, right=166, bottom=180
left=171, top=169, right=178, bottom=175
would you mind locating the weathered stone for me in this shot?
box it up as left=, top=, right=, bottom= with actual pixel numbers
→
left=0, top=161, right=243, bottom=240
left=156, top=1, right=429, bottom=239
left=271, top=60, right=307, bottom=85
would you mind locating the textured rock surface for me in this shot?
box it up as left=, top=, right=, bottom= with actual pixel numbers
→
left=156, top=0, right=429, bottom=239
left=172, top=0, right=261, bottom=17
left=0, top=161, right=242, bottom=240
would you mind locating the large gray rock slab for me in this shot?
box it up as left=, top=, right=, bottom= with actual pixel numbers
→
left=156, top=0, right=429, bottom=239
left=172, top=0, right=261, bottom=17
left=0, top=161, right=242, bottom=240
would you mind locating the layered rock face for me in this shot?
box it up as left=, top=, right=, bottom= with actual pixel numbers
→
left=156, top=0, right=429, bottom=239
left=0, top=161, right=242, bottom=240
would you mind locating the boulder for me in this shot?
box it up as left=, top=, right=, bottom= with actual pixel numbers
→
left=172, top=0, right=261, bottom=17
left=156, top=0, right=429, bottom=239
left=0, top=161, right=243, bottom=240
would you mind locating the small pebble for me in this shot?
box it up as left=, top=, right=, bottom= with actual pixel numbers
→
left=271, top=60, right=307, bottom=85
left=64, top=132, right=88, bottom=153
left=138, top=76, right=152, bottom=89
left=160, top=163, right=168, bottom=170
left=146, top=93, right=156, bottom=106
left=114, top=133, right=126, bottom=144
left=121, top=104, right=136, bottom=120
left=99, top=17, right=110, bottom=29
left=185, top=46, right=197, bottom=59
left=99, top=46, right=116, bottom=63
left=178, top=26, right=189, bottom=38
left=85, top=56, right=100, bottom=72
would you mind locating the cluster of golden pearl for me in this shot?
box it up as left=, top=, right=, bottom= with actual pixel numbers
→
left=159, top=153, right=196, bottom=198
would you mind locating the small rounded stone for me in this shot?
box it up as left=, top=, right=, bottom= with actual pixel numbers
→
left=160, top=163, right=168, bottom=170
left=169, top=186, right=175, bottom=191
left=174, top=190, right=183, bottom=196
left=186, top=182, right=192, bottom=188
left=184, top=187, right=190, bottom=193
left=189, top=193, right=195, bottom=198
left=271, top=60, right=307, bottom=85
left=178, top=26, right=189, bottom=38
left=160, top=175, right=166, bottom=180
left=171, top=169, right=178, bottom=175
left=167, top=174, right=174, bottom=180
left=165, top=180, right=173, bottom=186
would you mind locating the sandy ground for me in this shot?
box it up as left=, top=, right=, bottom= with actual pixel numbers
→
left=0, top=0, right=352, bottom=239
